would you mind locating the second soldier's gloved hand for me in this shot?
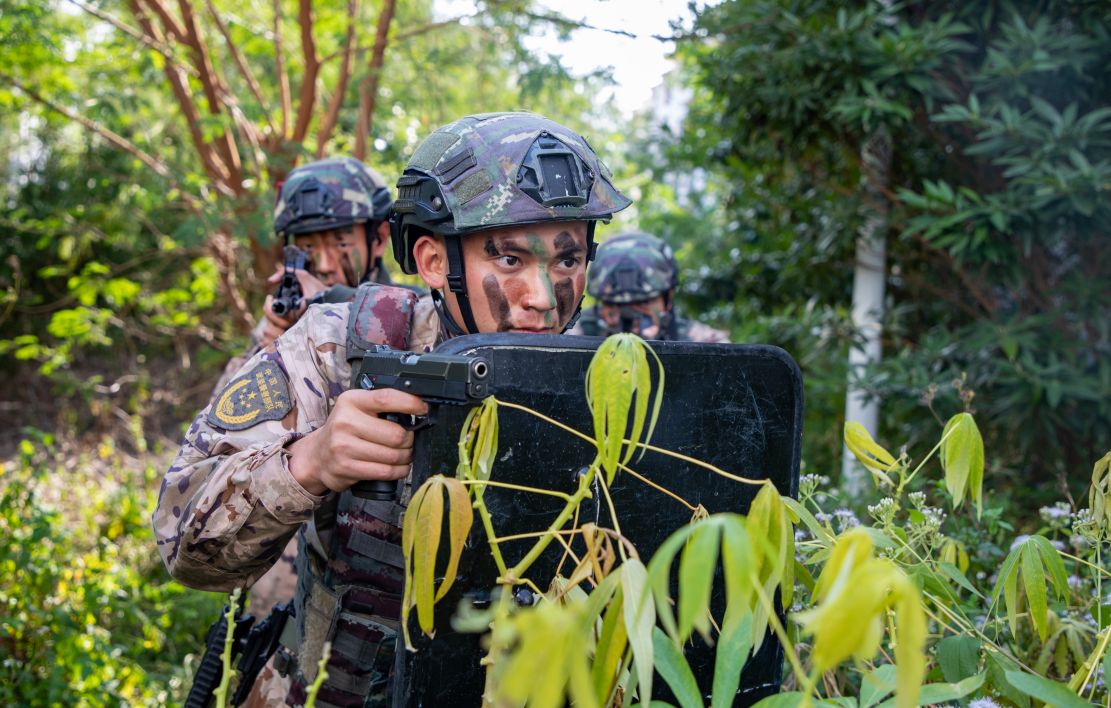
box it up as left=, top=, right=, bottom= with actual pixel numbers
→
left=286, top=388, right=429, bottom=496
left=259, top=267, right=332, bottom=347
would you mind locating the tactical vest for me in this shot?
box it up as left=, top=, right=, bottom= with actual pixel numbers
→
left=286, top=285, right=424, bottom=708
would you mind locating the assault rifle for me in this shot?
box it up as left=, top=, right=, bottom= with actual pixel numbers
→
left=270, top=245, right=309, bottom=317
left=350, top=345, right=492, bottom=500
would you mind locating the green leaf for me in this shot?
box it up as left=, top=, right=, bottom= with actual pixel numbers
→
left=679, top=522, right=720, bottom=642
left=936, top=562, right=983, bottom=598
left=844, top=421, right=898, bottom=476
left=652, top=627, right=704, bottom=708
left=935, top=635, right=981, bottom=684
left=751, top=692, right=809, bottom=707
left=991, top=544, right=1022, bottom=636
left=622, top=559, right=656, bottom=707
left=859, top=664, right=897, bottom=708
left=985, top=651, right=1029, bottom=708
left=940, top=413, right=985, bottom=517
left=1004, top=670, right=1090, bottom=708
left=1029, top=535, right=1068, bottom=602
left=1020, top=543, right=1049, bottom=641
left=711, top=612, right=753, bottom=708
left=874, top=673, right=983, bottom=707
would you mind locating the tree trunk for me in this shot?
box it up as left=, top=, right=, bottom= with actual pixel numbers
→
left=208, top=228, right=254, bottom=333
left=841, top=126, right=892, bottom=496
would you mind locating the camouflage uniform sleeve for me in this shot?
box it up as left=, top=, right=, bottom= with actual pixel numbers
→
left=685, top=320, right=731, bottom=344
left=154, top=304, right=353, bottom=591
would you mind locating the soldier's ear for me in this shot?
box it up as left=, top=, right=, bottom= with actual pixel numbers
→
left=413, top=234, right=447, bottom=289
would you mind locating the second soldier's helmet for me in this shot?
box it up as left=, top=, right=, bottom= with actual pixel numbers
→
left=587, top=231, right=679, bottom=304
left=274, top=157, right=393, bottom=238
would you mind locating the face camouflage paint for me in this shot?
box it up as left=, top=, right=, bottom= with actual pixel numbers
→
left=482, top=274, right=514, bottom=331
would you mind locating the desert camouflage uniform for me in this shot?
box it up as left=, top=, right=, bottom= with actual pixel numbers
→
left=158, top=286, right=437, bottom=705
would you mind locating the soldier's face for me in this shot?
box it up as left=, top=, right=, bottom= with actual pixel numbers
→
left=463, top=222, right=589, bottom=334
left=294, top=224, right=370, bottom=287
left=415, top=222, right=589, bottom=334
left=599, top=295, right=669, bottom=338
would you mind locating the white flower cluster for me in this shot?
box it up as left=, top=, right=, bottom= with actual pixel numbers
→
left=833, top=508, right=860, bottom=530
left=867, top=497, right=897, bottom=524
left=907, top=491, right=926, bottom=509
left=918, top=506, right=945, bottom=534
left=969, top=699, right=1001, bottom=708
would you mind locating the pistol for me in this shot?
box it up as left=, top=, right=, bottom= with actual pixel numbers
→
left=350, top=345, right=491, bottom=500
left=270, top=245, right=309, bottom=317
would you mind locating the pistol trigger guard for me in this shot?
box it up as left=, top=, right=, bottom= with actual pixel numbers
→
left=406, top=414, right=435, bottom=432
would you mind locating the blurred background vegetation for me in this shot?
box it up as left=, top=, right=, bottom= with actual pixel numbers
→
left=1, top=0, right=1108, bottom=703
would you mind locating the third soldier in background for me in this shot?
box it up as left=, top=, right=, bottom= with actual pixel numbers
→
left=572, top=231, right=730, bottom=342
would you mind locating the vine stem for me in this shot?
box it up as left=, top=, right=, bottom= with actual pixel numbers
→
left=498, top=399, right=768, bottom=486
left=505, top=459, right=604, bottom=583
left=460, top=478, right=574, bottom=501
left=214, top=588, right=241, bottom=708
left=471, top=492, right=509, bottom=578
left=597, top=473, right=629, bottom=562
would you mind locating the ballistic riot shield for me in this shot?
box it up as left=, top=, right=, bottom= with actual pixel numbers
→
left=394, top=334, right=802, bottom=707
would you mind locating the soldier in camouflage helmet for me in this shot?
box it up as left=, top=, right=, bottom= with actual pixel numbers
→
left=155, top=112, right=629, bottom=706
left=572, top=231, right=730, bottom=343
left=259, top=156, right=397, bottom=346
left=209, top=157, right=397, bottom=619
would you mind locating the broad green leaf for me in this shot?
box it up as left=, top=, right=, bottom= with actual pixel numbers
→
left=1029, top=535, right=1069, bottom=602
left=935, top=635, right=981, bottom=684
left=1020, top=543, right=1049, bottom=641
left=859, top=664, right=897, bottom=708
left=940, top=413, right=985, bottom=517
left=893, top=578, right=926, bottom=708
left=711, top=613, right=753, bottom=708
left=991, top=545, right=1022, bottom=637
left=985, top=651, right=1029, bottom=708
left=679, top=522, right=719, bottom=642
left=844, top=421, right=898, bottom=475
left=622, top=559, right=656, bottom=707
left=1004, top=670, right=1090, bottom=708
left=874, top=673, right=983, bottom=707
left=649, top=523, right=697, bottom=643
left=652, top=626, right=704, bottom=708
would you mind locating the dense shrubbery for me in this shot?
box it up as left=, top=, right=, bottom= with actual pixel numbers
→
left=0, top=434, right=223, bottom=705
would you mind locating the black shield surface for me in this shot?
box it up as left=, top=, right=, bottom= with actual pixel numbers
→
left=394, top=334, right=802, bottom=707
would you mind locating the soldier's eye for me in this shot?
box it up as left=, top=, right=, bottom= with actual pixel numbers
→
left=498, top=255, right=520, bottom=267
left=559, top=257, right=580, bottom=269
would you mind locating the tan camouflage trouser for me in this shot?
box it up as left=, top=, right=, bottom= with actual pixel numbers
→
left=242, top=655, right=293, bottom=707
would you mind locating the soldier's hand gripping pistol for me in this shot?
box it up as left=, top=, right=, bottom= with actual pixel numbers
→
left=270, top=245, right=309, bottom=317
left=350, top=345, right=491, bottom=500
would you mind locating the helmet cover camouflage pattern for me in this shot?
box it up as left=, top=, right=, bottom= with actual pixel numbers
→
left=390, top=112, right=631, bottom=274
left=587, top=231, right=679, bottom=304
left=274, top=157, right=393, bottom=238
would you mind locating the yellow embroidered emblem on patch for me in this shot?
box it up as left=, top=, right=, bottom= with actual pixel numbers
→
left=207, top=361, right=292, bottom=430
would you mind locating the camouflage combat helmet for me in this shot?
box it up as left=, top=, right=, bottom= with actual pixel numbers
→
left=274, top=157, right=392, bottom=238
left=587, top=231, right=679, bottom=304
left=390, top=112, right=631, bottom=334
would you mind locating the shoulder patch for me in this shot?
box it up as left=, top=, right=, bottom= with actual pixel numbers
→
left=207, top=361, right=292, bottom=430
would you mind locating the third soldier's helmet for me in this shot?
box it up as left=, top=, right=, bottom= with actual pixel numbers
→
left=390, top=112, right=631, bottom=333
left=587, top=231, right=679, bottom=304
left=274, top=157, right=393, bottom=239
